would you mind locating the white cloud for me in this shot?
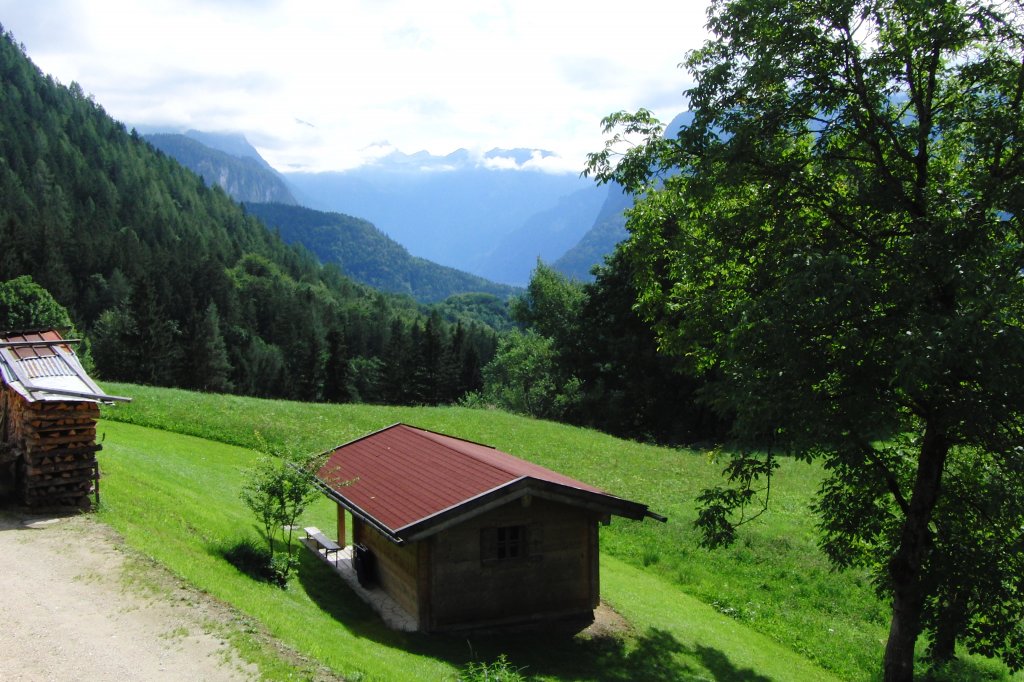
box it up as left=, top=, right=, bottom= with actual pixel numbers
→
left=0, top=0, right=710, bottom=173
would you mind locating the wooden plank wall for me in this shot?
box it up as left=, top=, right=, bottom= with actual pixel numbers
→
left=428, top=497, right=597, bottom=630
left=354, top=518, right=422, bottom=621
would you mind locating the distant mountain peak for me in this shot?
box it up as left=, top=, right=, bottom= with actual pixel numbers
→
left=361, top=145, right=564, bottom=173
left=183, top=130, right=269, bottom=166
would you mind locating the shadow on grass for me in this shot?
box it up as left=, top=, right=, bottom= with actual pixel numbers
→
left=296, top=550, right=776, bottom=681
left=921, top=655, right=1018, bottom=682
left=295, top=550, right=408, bottom=641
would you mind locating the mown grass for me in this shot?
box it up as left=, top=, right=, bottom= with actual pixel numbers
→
left=96, top=382, right=1021, bottom=681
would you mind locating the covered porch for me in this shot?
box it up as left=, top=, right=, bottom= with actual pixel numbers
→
left=300, top=527, right=417, bottom=632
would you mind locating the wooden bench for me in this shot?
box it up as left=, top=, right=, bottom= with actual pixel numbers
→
left=304, top=526, right=341, bottom=560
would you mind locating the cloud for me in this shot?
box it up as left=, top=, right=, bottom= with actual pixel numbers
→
left=479, top=150, right=578, bottom=174
left=0, top=0, right=711, bottom=173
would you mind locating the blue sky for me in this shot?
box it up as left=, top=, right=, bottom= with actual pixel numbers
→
left=0, top=0, right=710, bottom=173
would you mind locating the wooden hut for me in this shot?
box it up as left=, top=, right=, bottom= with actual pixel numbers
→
left=313, top=423, right=665, bottom=632
left=0, top=329, right=129, bottom=508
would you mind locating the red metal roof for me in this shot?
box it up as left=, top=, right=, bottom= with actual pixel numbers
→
left=316, top=423, right=657, bottom=541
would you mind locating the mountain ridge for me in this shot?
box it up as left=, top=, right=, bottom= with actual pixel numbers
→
left=285, top=162, right=603, bottom=284
left=553, top=110, right=696, bottom=280
left=142, top=132, right=523, bottom=299
left=145, top=133, right=298, bottom=205
left=244, top=202, right=518, bottom=303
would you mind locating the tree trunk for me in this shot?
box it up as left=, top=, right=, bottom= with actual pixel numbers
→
left=883, top=424, right=950, bottom=682
left=929, top=594, right=965, bottom=664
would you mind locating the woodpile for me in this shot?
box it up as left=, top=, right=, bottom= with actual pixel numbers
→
left=1, top=386, right=102, bottom=508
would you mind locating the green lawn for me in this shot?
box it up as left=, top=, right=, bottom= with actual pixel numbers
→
left=95, top=419, right=840, bottom=681
left=94, top=383, right=1022, bottom=681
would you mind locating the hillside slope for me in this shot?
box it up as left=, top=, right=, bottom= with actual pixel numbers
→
left=244, top=202, right=517, bottom=303
left=145, top=133, right=298, bottom=205
left=97, top=383, right=918, bottom=681
left=0, top=27, right=496, bottom=405
left=96, top=387, right=858, bottom=681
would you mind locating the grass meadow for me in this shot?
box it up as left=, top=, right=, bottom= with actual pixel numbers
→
left=93, top=383, right=1021, bottom=681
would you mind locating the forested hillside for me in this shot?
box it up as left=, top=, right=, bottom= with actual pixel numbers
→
left=0, top=27, right=495, bottom=405
left=244, top=202, right=517, bottom=303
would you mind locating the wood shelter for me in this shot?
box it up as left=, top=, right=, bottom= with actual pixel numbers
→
left=314, top=423, right=665, bottom=632
left=0, top=329, right=129, bottom=508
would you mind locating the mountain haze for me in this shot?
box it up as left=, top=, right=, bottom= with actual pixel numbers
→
left=478, top=187, right=605, bottom=284
left=244, top=202, right=517, bottom=302
left=285, top=150, right=605, bottom=285
left=554, top=111, right=696, bottom=280
left=143, top=133, right=521, bottom=301
left=553, top=185, right=633, bottom=280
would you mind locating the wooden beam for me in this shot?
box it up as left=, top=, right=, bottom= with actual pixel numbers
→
left=0, top=339, right=82, bottom=347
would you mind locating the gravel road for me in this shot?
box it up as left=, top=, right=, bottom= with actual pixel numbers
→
left=0, top=509, right=258, bottom=681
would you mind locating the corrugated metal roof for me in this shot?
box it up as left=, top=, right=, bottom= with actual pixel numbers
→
left=0, top=330, right=130, bottom=403
left=316, top=423, right=659, bottom=542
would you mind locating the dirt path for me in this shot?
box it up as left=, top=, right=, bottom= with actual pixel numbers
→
left=0, top=509, right=259, bottom=681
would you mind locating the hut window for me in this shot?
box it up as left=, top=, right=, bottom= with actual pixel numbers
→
left=481, top=525, right=527, bottom=564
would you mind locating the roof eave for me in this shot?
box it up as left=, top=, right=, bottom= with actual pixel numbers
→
left=396, top=477, right=662, bottom=543
left=311, top=475, right=407, bottom=545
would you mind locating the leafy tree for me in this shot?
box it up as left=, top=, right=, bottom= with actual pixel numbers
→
left=322, top=328, right=353, bottom=403
left=481, top=330, right=580, bottom=419
left=347, top=356, right=384, bottom=403
left=239, top=433, right=320, bottom=583
left=501, top=260, right=723, bottom=443
left=90, top=305, right=139, bottom=380
left=574, top=251, right=725, bottom=443
left=588, top=1, right=1024, bottom=680
left=509, top=261, right=585, bottom=346
left=0, top=275, right=75, bottom=331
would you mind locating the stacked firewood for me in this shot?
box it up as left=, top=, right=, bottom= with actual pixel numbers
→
left=1, top=387, right=102, bottom=508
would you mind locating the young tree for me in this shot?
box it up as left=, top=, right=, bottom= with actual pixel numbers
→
left=322, top=327, right=353, bottom=403
left=240, top=433, right=320, bottom=583
left=510, top=261, right=586, bottom=347
left=588, top=1, right=1024, bottom=679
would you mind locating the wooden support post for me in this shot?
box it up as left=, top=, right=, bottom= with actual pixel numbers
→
left=336, top=504, right=347, bottom=547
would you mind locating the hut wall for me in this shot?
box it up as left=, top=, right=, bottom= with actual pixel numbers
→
left=427, top=497, right=598, bottom=631
left=352, top=517, right=423, bottom=622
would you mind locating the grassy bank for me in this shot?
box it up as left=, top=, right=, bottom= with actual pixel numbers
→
left=95, top=383, right=1020, bottom=680
left=95, top=419, right=840, bottom=681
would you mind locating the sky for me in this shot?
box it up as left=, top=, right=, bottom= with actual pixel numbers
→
left=0, top=1, right=710, bottom=174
